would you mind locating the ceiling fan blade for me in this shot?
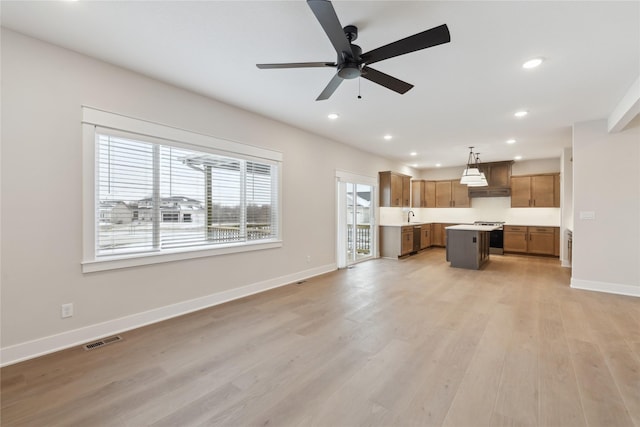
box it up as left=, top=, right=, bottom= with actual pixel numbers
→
left=361, top=24, right=450, bottom=65
left=257, top=62, right=336, bottom=69
left=316, top=74, right=343, bottom=101
left=307, top=0, right=354, bottom=59
left=361, top=66, right=414, bottom=94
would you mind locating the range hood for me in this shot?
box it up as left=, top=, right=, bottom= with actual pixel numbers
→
left=468, top=161, right=513, bottom=198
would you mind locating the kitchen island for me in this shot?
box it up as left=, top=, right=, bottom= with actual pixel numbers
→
left=445, top=224, right=499, bottom=269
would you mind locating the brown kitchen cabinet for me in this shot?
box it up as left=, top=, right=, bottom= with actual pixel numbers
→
left=504, top=225, right=559, bottom=256
left=478, top=161, right=512, bottom=187
left=379, top=171, right=411, bottom=207
left=511, top=173, right=560, bottom=208
left=431, top=223, right=443, bottom=246
left=431, top=223, right=457, bottom=247
left=435, top=180, right=470, bottom=208
left=554, top=174, right=561, bottom=208
left=420, top=224, right=431, bottom=249
left=401, top=227, right=413, bottom=255
left=503, top=225, right=528, bottom=253
left=380, top=225, right=415, bottom=258
left=411, top=180, right=436, bottom=208
left=528, top=226, right=556, bottom=255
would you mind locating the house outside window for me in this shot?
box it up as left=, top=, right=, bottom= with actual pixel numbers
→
left=82, top=107, right=282, bottom=272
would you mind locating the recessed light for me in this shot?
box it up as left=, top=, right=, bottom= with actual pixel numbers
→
left=411, top=163, right=418, bottom=167
left=522, top=58, right=543, bottom=69
left=383, top=135, right=393, bottom=140
left=327, top=113, right=339, bottom=120
left=410, top=152, right=417, bottom=156
left=435, top=163, right=442, bottom=167
left=514, top=110, right=528, bottom=118
left=514, top=155, right=523, bottom=160
left=506, top=139, right=516, bottom=144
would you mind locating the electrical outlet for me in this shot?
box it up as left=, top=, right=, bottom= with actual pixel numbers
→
left=61, top=303, right=74, bottom=318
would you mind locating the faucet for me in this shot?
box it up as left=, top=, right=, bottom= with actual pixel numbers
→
left=408, top=210, right=415, bottom=223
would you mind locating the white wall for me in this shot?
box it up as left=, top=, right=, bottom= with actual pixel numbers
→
left=0, top=29, right=412, bottom=364
left=571, top=118, right=640, bottom=296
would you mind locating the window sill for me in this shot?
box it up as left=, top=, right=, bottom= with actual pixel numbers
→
left=82, top=239, right=283, bottom=273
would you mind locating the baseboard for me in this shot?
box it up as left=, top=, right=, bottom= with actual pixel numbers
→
left=561, top=259, right=572, bottom=268
left=0, top=263, right=336, bottom=367
left=570, top=278, right=640, bottom=298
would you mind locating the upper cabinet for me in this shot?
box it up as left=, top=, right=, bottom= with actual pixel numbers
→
left=554, top=174, right=561, bottom=207
left=485, top=161, right=512, bottom=187
left=379, top=171, right=411, bottom=207
left=511, top=173, right=560, bottom=208
left=411, top=180, right=436, bottom=208
left=469, top=161, right=513, bottom=198
left=435, top=180, right=470, bottom=208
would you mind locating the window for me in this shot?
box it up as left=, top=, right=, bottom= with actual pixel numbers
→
left=82, top=107, right=282, bottom=272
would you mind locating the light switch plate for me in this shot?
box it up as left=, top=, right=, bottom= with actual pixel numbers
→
left=61, top=303, right=74, bottom=318
left=579, top=211, right=595, bottom=220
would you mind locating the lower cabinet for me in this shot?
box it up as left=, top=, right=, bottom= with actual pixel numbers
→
left=420, top=224, right=431, bottom=249
left=431, top=223, right=443, bottom=246
left=504, top=225, right=559, bottom=256
left=380, top=226, right=414, bottom=258
left=431, top=223, right=457, bottom=247
left=528, top=227, right=556, bottom=255
left=503, top=226, right=528, bottom=253
left=380, top=224, right=434, bottom=258
left=401, top=227, right=414, bottom=255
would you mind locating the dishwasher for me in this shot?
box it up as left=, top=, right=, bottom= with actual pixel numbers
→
left=413, top=225, right=422, bottom=253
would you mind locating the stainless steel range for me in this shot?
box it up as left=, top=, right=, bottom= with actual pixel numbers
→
left=474, top=221, right=505, bottom=254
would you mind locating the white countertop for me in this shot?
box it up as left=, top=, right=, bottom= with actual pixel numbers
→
left=379, top=222, right=431, bottom=227
left=445, top=224, right=501, bottom=231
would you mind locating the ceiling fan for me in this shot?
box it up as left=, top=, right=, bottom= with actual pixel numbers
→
left=256, top=0, right=451, bottom=101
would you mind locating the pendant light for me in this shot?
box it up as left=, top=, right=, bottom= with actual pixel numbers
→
left=460, top=146, right=482, bottom=184
left=466, top=153, right=488, bottom=187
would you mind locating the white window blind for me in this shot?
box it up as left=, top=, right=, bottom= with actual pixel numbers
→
left=96, top=132, right=279, bottom=258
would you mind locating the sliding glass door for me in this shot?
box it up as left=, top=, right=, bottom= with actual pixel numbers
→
left=336, top=173, right=376, bottom=268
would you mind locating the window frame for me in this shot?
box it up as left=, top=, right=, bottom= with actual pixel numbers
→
left=82, top=106, right=283, bottom=273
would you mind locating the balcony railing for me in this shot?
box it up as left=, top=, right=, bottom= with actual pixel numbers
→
left=348, top=224, right=371, bottom=255
left=208, top=223, right=273, bottom=243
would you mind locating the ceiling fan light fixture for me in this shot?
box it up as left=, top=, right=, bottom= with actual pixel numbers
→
left=257, top=0, right=451, bottom=100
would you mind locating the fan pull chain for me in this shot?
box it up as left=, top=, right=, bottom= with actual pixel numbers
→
left=358, top=77, right=362, bottom=99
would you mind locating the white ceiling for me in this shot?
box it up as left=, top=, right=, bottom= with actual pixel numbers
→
left=2, top=1, right=639, bottom=168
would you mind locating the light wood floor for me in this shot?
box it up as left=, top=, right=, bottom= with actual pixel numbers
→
left=2, top=249, right=639, bottom=426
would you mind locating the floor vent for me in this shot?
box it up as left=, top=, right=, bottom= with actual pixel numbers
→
left=82, top=335, right=123, bottom=351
